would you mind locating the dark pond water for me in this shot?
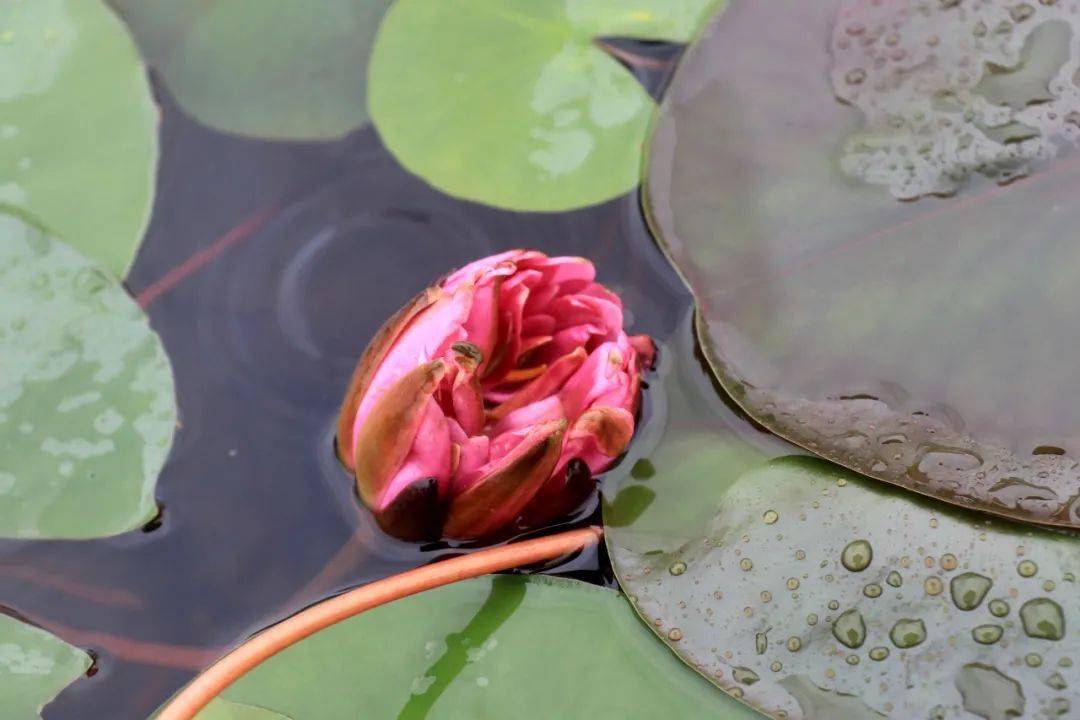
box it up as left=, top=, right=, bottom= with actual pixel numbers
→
left=0, top=42, right=703, bottom=719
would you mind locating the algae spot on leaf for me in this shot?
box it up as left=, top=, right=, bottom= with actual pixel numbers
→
left=0, top=614, right=91, bottom=719
left=108, top=0, right=392, bottom=140
left=0, top=212, right=177, bottom=539
left=0, top=0, right=157, bottom=277
left=368, top=0, right=721, bottom=212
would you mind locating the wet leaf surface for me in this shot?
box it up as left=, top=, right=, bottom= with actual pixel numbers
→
left=0, top=613, right=90, bottom=719
left=108, top=0, right=391, bottom=140
left=606, top=318, right=1080, bottom=719
left=211, top=574, right=758, bottom=719
left=646, top=0, right=1080, bottom=527
left=368, top=0, right=719, bottom=212
left=0, top=212, right=176, bottom=538
left=0, top=0, right=157, bottom=277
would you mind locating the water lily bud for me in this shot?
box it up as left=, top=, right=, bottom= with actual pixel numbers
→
left=337, top=250, right=654, bottom=541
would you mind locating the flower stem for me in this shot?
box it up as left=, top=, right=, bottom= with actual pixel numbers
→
left=155, top=526, right=604, bottom=720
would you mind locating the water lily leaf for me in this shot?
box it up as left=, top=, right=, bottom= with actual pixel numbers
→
left=368, top=0, right=720, bottom=212
left=610, top=455, right=1080, bottom=718
left=212, top=575, right=758, bottom=719
left=646, top=0, right=1080, bottom=527
left=607, top=316, right=1080, bottom=718
left=195, top=699, right=290, bottom=720
left=0, top=613, right=91, bottom=718
left=0, top=0, right=157, bottom=277
left=0, top=212, right=176, bottom=539
left=108, top=0, right=391, bottom=140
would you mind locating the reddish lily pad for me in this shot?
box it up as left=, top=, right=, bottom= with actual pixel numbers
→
left=646, top=0, right=1080, bottom=527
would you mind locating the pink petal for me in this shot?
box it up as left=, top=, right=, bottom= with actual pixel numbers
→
left=378, top=397, right=452, bottom=509
left=491, top=394, right=566, bottom=438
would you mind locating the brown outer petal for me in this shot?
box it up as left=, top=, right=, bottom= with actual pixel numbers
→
left=443, top=420, right=567, bottom=540
left=335, top=286, right=442, bottom=467
left=573, top=406, right=635, bottom=457
left=352, top=359, right=447, bottom=508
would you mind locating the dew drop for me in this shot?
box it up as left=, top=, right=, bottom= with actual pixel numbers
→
left=869, top=646, right=890, bottom=661
left=667, top=627, right=683, bottom=641
left=971, top=624, right=1003, bottom=644
left=755, top=632, right=768, bottom=654
left=950, top=572, right=992, bottom=611
left=787, top=577, right=800, bottom=591
left=886, top=571, right=903, bottom=587
left=890, top=618, right=927, bottom=648
left=807, top=613, right=819, bottom=626
left=1017, top=560, right=1038, bottom=577
left=770, top=661, right=783, bottom=672
left=668, top=561, right=686, bottom=576
left=762, top=510, right=779, bottom=525
left=846, top=68, right=867, bottom=85
left=940, top=553, right=958, bottom=571
left=1046, top=672, right=1067, bottom=690
left=786, top=636, right=802, bottom=652
left=739, top=558, right=753, bottom=572
left=924, top=577, right=944, bottom=596
left=864, top=583, right=883, bottom=598
left=841, top=539, right=873, bottom=572
left=732, top=666, right=759, bottom=685
left=832, top=609, right=867, bottom=649
left=989, top=598, right=1010, bottom=617
left=1025, top=652, right=1043, bottom=667
left=1019, top=597, right=1065, bottom=640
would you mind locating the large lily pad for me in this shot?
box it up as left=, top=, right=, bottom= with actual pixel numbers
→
left=108, top=0, right=391, bottom=140
left=607, top=316, right=1080, bottom=718
left=0, top=212, right=176, bottom=539
left=0, top=613, right=91, bottom=718
left=646, top=0, right=1080, bottom=527
left=613, top=455, right=1080, bottom=719
left=209, top=575, right=759, bottom=719
left=0, top=0, right=157, bottom=277
left=368, top=0, right=720, bottom=212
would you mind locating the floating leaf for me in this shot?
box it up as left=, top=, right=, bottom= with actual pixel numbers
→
left=108, top=0, right=391, bottom=140
left=0, top=614, right=91, bottom=719
left=606, top=316, right=1080, bottom=718
left=610, top=454, right=1080, bottom=718
left=210, top=575, right=758, bottom=719
left=646, top=0, right=1080, bottom=527
left=0, top=212, right=176, bottom=539
left=0, top=0, right=157, bottom=277
left=368, top=0, right=720, bottom=212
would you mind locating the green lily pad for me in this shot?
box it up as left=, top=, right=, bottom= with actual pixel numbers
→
left=0, top=0, right=157, bottom=277
left=0, top=212, right=176, bottom=539
left=368, top=0, right=720, bottom=212
left=613, top=455, right=1080, bottom=718
left=195, top=699, right=291, bottom=720
left=108, top=0, right=391, bottom=140
left=0, top=613, right=91, bottom=718
left=646, top=0, right=1080, bottom=528
left=208, top=575, right=758, bottom=719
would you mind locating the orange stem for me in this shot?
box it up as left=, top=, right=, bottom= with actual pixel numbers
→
left=156, top=526, right=604, bottom=720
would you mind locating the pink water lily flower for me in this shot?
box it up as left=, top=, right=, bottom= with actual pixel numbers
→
left=337, top=250, right=654, bottom=541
